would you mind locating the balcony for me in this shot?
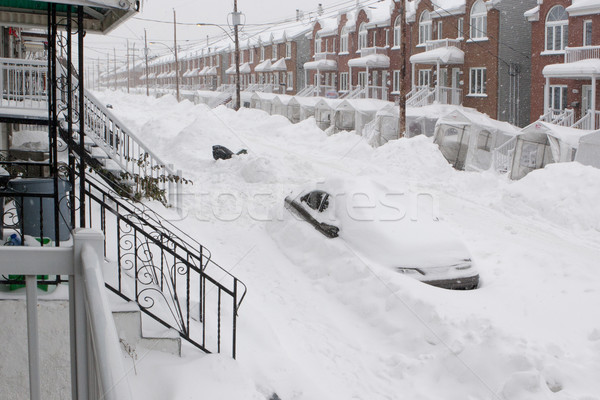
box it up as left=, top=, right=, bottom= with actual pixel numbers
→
left=425, top=38, right=462, bottom=52
left=359, top=46, right=387, bottom=57
left=565, top=45, right=600, bottom=63
left=314, top=52, right=337, bottom=61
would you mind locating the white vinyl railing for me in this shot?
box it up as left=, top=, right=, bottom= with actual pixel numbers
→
left=571, top=109, right=600, bottom=130
left=359, top=46, right=387, bottom=57
left=314, top=52, right=337, bottom=61
left=436, top=86, right=462, bottom=105
left=0, top=229, right=132, bottom=400
left=406, top=86, right=434, bottom=107
left=540, top=108, right=575, bottom=127
left=0, top=57, right=48, bottom=110
left=493, top=136, right=517, bottom=174
left=565, top=45, right=600, bottom=63
left=425, top=38, right=462, bottom=52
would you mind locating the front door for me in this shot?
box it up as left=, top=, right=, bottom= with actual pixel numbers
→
left=582, top=85, right=593, bottom=114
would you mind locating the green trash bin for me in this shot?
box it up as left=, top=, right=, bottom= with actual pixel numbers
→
left=8, top=178, right=72, bottom=241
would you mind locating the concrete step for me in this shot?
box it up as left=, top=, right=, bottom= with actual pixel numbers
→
left=111, top=300, right=182, bottom=357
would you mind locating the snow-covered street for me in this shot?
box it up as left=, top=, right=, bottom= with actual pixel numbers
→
left=96, top=91, right=600, bottom=400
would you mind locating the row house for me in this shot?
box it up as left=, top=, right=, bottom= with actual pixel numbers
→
left=301, top=0, right=535, bottom=127
left=408, top=0, right=536, bottom=127
left=527, top=0, right=600, bottom=130
left=306, top=2, right=395, bottom=99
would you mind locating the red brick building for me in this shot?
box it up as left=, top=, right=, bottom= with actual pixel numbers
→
left=527, top=0, right=600, bottom=129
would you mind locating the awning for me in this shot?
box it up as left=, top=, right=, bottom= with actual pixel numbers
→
left=157, top=72, right=167, bottom=79
left=410, top=47, right=464, bottom=65
left=198, top=66, right=210, bottom=76
left=543, top=59, right=600, bottom=79
left=147, top=72, right=156, bottom=79
left=303, top=59, right=338, bottom=71
left=271, top=58, right=287, bottom=71
left=255, top=59, right=272, bottom=72
left=225, top=63, right=252, bottom=74
left=348, top=54, right=390, bottom=68
left=167, top=71, right=176, bottom=78
left=140, top=75, right=146, bottom=80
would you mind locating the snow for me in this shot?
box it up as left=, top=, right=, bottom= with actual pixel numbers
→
left=543, top=58, right=600, bottom=78
left=303, top=59, right=338, bottom=71
left=347, top=53, right=390, bottom=68
left=410, top=46, right=465, bottom=65
left=92, top=90, right=600, bottom=400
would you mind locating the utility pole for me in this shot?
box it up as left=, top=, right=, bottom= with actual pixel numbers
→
left=106, top=52, right=110, bottom=89
left=144, top=29, right=150, bottom=96
left=127, top=39, right=130, bottom=93
left=173, top=9, right=180, bottom=102
left=113, top=47, right=117, bottom=90
left=233, top=0, right=241, bottom=110
left=398, top=3, right=407, bottom=139
left=97, top=58, right=100, bottom=91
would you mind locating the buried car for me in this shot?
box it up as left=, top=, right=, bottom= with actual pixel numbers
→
left=283, top=179, right=479, bottom=290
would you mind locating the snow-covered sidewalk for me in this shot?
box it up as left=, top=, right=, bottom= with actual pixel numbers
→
left=95, top=90, right=600, bottom=400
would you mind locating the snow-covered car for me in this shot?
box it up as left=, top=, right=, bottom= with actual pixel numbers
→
left=284, top=179, right=479, bottom=290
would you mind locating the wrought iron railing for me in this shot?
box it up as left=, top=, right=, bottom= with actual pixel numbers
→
left=83, top=174, right=247, bottom=358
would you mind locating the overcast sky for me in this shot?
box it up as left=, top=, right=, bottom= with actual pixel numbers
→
left=85, top=0, right=375, bottom=71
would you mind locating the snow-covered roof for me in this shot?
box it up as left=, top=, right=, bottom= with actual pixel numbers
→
left=271, top=58, right=287, bottom=71
left=363, top=0, right=393, bottom=28
left=304, top=59, right=338, bottom=71
left=336, top=98, right=390, bottom=114
left=255, top=59, right=272, bottom=72
left=348, top=54, right=390, bottom=68
left=410, top=47, right=464, bottom=65
left=543, top=59, right=600, bottom=79
left=316, top=16, right=340, bottom=37
left=436, top=108, right=520, bottom=136
left=524, top=5, right=540, bottom=21
left=225, top=63, right=252, bottom=74
left=520, top=120, right=593, bottom=148
left=432, top=0, right=465, bottom=18
left=567, top=0, right=600, bottom=16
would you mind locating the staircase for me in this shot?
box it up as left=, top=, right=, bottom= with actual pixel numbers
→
left=406, top=86, right=435, bottom=107
left=54, top=60, right=247, bottom=359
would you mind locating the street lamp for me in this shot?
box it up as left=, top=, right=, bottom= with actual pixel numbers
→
left=149, top=41, right=180, bottom=102
left=197, top=8, right=242, bottom=110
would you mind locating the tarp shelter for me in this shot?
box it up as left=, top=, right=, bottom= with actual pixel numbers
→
left=510, top=121, right=592, bottom=180
left=363, top=103, right=400, bottom=147
left=271, top=95, right=294, bottom=120
left=250, top=92, right=278, bottom=114
left=433, top=109, right=520, bottom=171
left=333, top=99, right=390, bottom=135
left=315, top=99, right=344, bottom=131
left=575, top=130, right=600, bottom=168
left=287, top=97, right=320, bottom=123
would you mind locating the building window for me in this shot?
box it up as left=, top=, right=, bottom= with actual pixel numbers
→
left=419, top=10, right=432, bottom=45
left=545, top=5, right=569, bottom=51
left=584, top=20, right=592, bottom=46
left=457, top=17, right=464, bottom=38
left=469, top=67, right=487, bottom=95
left=240, top=50, right=244, bottom=64
left=550, top=85, right=568, bottom=110
left=385, top=29, right=389, bottom=47
left=470, top=0, right=487, bottom=39
left=260, top=46, right=265, bottom=61
left=287, top=71, right=293, bottom=90
left=358, top=23, right=368, bottom=50
left=394, top=16, right=402, bottom=47
left=249, top=48, right=254, bottom=63
left=418, top=69, right=431, bottom=87
left=340, top=27, right=349, bottom=52
left=315, top=34, right=322, bottom=54
left=392, top=70, right=401, bottom=93
left=286, top=42, right=292, bottom=58
left=340, top=72, right=349, bottom=91
left=358, top=71, right=367, bottom=87
left=437, top=21, right=443, bottom=40
left=273, top=44, right=278, bottom=59
left=372, top=31, right=376, bottom=46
